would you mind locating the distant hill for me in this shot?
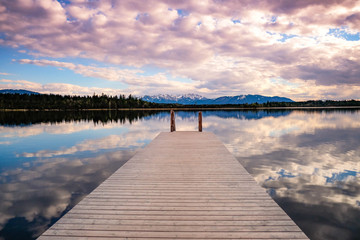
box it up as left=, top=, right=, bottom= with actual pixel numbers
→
left=0, top=89, right=40, bottom=95
left=142, top=94, right=294, bottom=105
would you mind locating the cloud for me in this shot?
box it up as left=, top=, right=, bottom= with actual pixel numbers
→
left=11, top=114, right=165, bottom=157
left=0, top=114, right=169, bottom=236
left=0, top=0, right=360, bottom=99
left=0, top=120, right=123, bottom=139
left=202, top=110, right=360, bottom=226
left=0, top=79, right=119, bottom=95
left=17, top=59, right=141, bottom=82
left=295, top=59, right=360, bottom=86
left=21, top=133, right=148, bottom=158
left=16, top=59, right=200, bottom=95
left=1, top=109, right=359, bottom=238
left=0, top=150, right=135, bottom=237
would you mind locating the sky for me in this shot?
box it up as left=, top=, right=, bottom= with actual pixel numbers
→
left=0, top=0, right=359, bottom=100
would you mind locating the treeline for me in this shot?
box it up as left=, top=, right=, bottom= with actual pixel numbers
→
left=0, top=93, right=164, bottom=110
left=263, top=100, right=360, bottom=107
left=179, top=100, right=360, bottom=108
left=0, top=110, right=163, bottom=126
left=0, top=93, right=359, bottom=110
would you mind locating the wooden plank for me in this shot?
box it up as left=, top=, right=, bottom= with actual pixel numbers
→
left=49, top=224, right=302, bottom=232
left=41, top=229, right=308, bottom=238
left=55, top=219, right=298, bottom=226
left=72, top=205, right=283, bottom=211
left=76, top=201, right=279, bottom=207
left=38, top=132, right=308, bottom=239
left=39, top=237, right=309, bottom=240
left=60, top=213, right=294, bottom=221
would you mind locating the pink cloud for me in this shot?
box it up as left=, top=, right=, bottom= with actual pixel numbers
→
left=0, top=0, right=359, bottom=100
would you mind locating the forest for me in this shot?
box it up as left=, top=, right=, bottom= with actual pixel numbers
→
left=184, top=100, right=360, bottom=108
left=0, top=93, right=359, bottom=110
left=0, top=93, right=164, bottom=109
left=0, top=109, right=163, bottom=126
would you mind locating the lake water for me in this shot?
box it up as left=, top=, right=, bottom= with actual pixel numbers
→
left=0, top=109, right=359, bottom=240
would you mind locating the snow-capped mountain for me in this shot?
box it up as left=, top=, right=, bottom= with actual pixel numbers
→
left=142, top=94, right=294, bottom=105
left=210, top=95, right=294, bottom=104
left=142, top=94, right=210, bottom=105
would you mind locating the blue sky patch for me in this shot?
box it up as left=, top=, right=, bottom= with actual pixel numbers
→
left=135, top=13, right=149, bottom=21
left=328, top=27, right=360, bottom=41
left=266, top=31, right=297, bottom=42
left=278, top=34, right=297, bottom=42
left=325, top=170, right=358, bottom=183
left=270, top=77, right=298, bottom=87
left=176, top=9, right=190, bottom=17
left=270, top=16, right=277, bottom=23
left=0, top=32, right=6, bottom=40
left=265, top=176, right=275, bottom=182
left=277, top=169, right=296, bottom=178
left=267, top=188, right=276, bottom=197
left=56, top=0, right=70, bottom=5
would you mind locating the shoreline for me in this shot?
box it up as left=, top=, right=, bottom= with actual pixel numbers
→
left=1, top=106, right=360, bottom=111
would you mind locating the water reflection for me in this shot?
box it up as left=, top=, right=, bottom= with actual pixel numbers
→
left=208, top=109, right=360, bottom=240
left=0, top=151, right=134, bottom=239
left=0, top=110, right=163, bottom=126
left=0, top=110, right=166, bottom=240
left=0, top=109, right=359, bottom=240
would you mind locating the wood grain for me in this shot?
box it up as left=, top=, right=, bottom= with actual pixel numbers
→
left=38, top=132, right=308, bottom=239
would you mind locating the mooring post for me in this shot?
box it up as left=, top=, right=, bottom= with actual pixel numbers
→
left=198, top=111, right=202, bottom=132
left=170, top=110, right=176, bottom=132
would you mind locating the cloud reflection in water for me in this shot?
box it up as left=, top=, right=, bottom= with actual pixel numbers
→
left=208, top=110, right=360, bottom=240
left=0, top=111, right=167, bottom=239
left=0, top=109, right=359, bottom=240
left=0, top=151, right=135, bottom=239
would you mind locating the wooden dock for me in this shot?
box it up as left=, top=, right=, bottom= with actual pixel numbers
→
left=39, top=131, right=308, bottom=239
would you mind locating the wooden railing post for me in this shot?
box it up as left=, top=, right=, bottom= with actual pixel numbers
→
left=198, top=111, right=202, bottom=132
left=170, top=110, right=176, bottom=132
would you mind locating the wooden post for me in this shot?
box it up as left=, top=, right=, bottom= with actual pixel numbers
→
left=170, top=110, right=176, bottom=132
left=198, top=111, right=202, bottom=132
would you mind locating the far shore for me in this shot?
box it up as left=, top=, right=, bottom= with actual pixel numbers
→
left=1, top=106, right=360, bottom=111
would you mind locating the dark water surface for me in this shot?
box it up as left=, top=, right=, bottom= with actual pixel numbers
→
left=0, top=110, right=359, bottom=240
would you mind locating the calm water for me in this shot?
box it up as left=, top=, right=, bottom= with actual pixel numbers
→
left=0, top=109, right=359, bottom=240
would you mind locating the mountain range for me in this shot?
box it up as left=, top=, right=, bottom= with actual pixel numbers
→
left=142, top=94, right=294, bottom=105
left=0, top=90, right=294, bottom=105
left=0, top=89, right=40, bottom=95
